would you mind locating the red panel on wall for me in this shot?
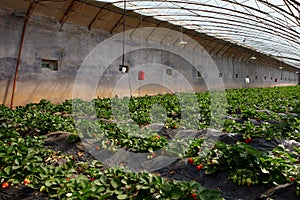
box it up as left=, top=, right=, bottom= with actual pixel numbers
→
left=138, top=70, right=145, bottom=80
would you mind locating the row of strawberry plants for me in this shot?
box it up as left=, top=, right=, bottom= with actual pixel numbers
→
left=223, top=115, right=300, bottom=141
left=3, top=87, right=299, bottom=141
left=226, top=86, right=300, bottom=119
left=0, top=124, right=223, bottom=199
left=185, top=139, right=300, bottom=195
left=1, top=123, right=299, bottom=198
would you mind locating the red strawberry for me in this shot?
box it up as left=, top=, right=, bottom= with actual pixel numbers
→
left=290, top=177, right=295, bottom=182
left=196, top=164, right=203, bottom=171
left=90, top=177, right=95, bottom=181
left=23, top=179, right=30, bottom=185
left=152, top=153, right=156, bottom=158
left=95, top=146, right=100, bottom=151
left=245, top=137, right=252, bottom=144
left=173, top=125, right=177, bottom=129
left=187, top=158, right=194, bottom=165
left=1, top=182, right=9, bottom=189
left=191, top=193, right=197, bottom=200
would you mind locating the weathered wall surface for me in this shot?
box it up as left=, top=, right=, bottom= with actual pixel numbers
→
left=0, top=8, right=298, bottom=106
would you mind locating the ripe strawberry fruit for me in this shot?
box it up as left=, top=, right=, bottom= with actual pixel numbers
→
left=196, top=164, right=203, bottom=171
left=154, top=135, right=160, bottom=140
left=95, top=146, right=100, bottom=151
left=191, top=193, right=197, bottom=200
left=23, top=179, right=30, bottom=185
left=1, top=182, right=9, bottom=189
left=152, top=153, right=156, bottom=158
left=290, top=177, right=295, bottom=182
left=245, top=137, right=253, bottom=144
left=173, top=125, right=177, bottom=129
left=187, top=158, right=194, bottom=164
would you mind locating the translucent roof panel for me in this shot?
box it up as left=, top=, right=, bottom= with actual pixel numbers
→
left=97, top=0, right=300, bottom=68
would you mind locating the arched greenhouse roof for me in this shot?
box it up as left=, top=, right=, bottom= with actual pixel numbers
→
left=97, top=0, right=300, bottom=69
left=1, top=0, right=299, bottom=70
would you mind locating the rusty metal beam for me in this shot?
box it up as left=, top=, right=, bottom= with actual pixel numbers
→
left=144, top=21, right=168, bottom=41
left=215, top=42, right=233, bottom=56
left=110, top=14, right=125, bottom=33
left=88, top=4, right=110, bottom=30
left=88, top=8, right=103, bottom=30
left=10, top=3, right=36, bottom=108
left=59, top=0, right=75, bottom=30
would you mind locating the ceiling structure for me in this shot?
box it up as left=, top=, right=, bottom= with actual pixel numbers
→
left=98, top=0, right=300, bottom=69
left=0, top=0, right=299, bottom=71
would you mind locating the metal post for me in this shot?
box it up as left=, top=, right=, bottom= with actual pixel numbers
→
left=10, top=3, right=36, bottom=108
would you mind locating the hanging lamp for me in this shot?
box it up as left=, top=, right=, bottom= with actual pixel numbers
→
left=119, top=0, right=129, bottom=73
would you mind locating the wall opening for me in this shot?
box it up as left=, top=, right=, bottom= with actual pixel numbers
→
left=166, top=68, right=173, bottom=76
left=197, top=71, right=202, bottom=78
left=235, top=74, right=238, bottom=78
left=245, top=77, right=250, bottom=84
left=219, top=73, right=222, bottom=77
left=264, top=76, right=267, bottom=80
left=42, top=59, right=58, bottom=71
left=255, top=75, right=258, bottom=79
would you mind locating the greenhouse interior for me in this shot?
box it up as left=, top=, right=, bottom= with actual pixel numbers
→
left=0, top=0, right=300, bottom=199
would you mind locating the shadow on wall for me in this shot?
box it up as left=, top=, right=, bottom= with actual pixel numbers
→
left=2, top=78, right=12, bottom=105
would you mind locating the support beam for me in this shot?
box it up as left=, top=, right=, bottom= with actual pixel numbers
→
left=59, top=0, right=75, bottom=31
left=215, top=42, right=232, bottom=56
left=136, top=15, right=149, bottom=28
left=144, top=22, right=165, bottom=41
left=283, top=0, right=300, bottom=26
left=110, top=15, right=124, bottom=33
left=110, top=8, right=136, bottom=34
left=10, top=3, right=36, bottom=108
left=88, top=6, right=106, bottom=30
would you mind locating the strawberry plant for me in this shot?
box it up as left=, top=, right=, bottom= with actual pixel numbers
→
left=1, top=85, right=300, bottom=199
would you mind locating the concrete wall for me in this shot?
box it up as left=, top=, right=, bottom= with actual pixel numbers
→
left=0, top=8, right=298, bottom=106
